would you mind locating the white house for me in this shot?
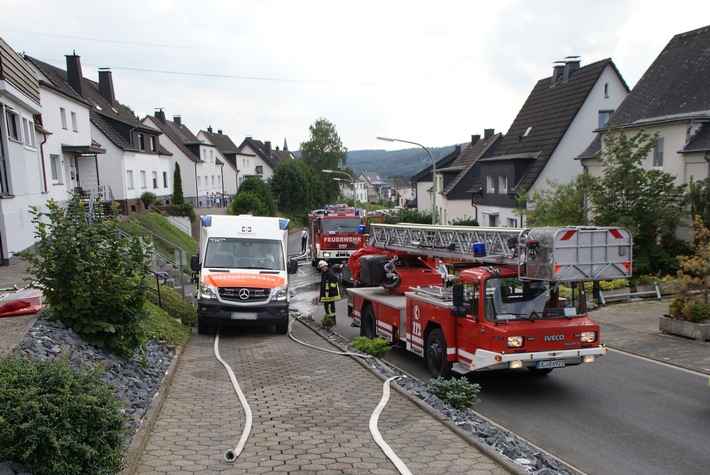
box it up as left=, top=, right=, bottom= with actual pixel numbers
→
left=197, top=126, right=240, bottom=198
left=0, top=37, right=44, bottom=264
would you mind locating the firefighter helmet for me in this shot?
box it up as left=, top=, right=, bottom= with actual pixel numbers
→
left=318, top=260, right=328, bottom=269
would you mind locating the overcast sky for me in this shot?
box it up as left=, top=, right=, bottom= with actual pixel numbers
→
left=2, top=1, right=707, bottom=151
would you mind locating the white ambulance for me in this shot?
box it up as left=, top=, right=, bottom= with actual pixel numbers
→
left=190, top=215, right=298, bottom=334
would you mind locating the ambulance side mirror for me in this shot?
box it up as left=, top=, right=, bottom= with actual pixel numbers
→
left=190, top=255, right=200, bottom=272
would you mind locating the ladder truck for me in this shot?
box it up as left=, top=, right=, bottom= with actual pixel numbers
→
left=346, top=223, right=632, bottom=378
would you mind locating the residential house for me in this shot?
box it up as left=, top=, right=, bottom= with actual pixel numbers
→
left=26, top=54, right=167, bottom=215
left=578, top=24, right=710, bottom=235
left=438, top=130, right=503, bottom=224
left=0, top=37, right=44, bottom=264
left=391, top=176, right=413, bottom=207
left=237, top=137, right=293, bottom=183
left=197, top=126, right=241, bottom=198
left=471, top=57, right=629, bottom=227
left=144, top=111, right=225, bottom=208
left=410, top=146, right=461, bottom=222
left=358, top=171, right=386, bottom=204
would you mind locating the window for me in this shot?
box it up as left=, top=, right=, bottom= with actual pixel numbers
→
left=653, top=137, right=664, bottom=167
left=140, top=170, right=147, bottom=188
left=71, top=111, right=78, bottom=132
left=488, top=214, right=498, bottom=227
left=598, top=110, right=613, bottom=128
left=604, top=83, right=609, bottom=98
left=256, top=165, right=263, bottom=175
left=150, top=136, right=157, bottom=152
left=486, top=175, right=495, bottom=193
left=162, top=171, right=168, bottom=188
left=50, top=154, right=62, bottom=183
left=60, top=107, right=67, bottom=129
left=498, top=175, right=508, bottom=194
left=210, top=150, right=214, bottom=163
left=507, top=218, right=518, bottom=228
left=137, top=133, right=145, bottom=151
left=126, top=170, right=134, bottom=189
left=5, top=109, right=20, bottom=141
left=152, top=171, right=158, bottom=189
left=22, top=117, right=36, bottom=147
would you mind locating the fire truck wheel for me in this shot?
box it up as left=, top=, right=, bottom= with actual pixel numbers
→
left=362, top=305, right=377, bottom=339
left=426, top=328, right=452, bottom=379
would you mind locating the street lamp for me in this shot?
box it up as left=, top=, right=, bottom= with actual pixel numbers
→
left=377, top=136, right=437, bottom=224
left=322, top=169, right=356, bottom=208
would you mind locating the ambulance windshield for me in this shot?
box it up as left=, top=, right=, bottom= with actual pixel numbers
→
left=204, top=238, right=284, bottom=270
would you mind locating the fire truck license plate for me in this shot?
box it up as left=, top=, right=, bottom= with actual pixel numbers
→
left=231, top=312, right=257, bottom=320
left=536, top=359, right=565, bottom=369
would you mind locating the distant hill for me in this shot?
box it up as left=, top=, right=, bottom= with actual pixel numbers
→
left=292, top=144, right=462, bottom=179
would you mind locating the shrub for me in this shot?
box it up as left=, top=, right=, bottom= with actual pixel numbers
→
left=0, top=353, right=128, bottom=475
left=681, top=301, right=710, bottom=323
left=427, top=376, right=480, bottom=410
left=145, top=277, right=196, bottom=327
left=140, top=301, right=191, bottom=346
left=321, top=314, right=335, bottom=329
left=16, top=196, right=149, bottom=356
left=349, top=336, right=392, bottom=358
left=140, top=191, right=157, bottom=208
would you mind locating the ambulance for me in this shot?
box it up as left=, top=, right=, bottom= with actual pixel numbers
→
left=190, top=215, right=298, bottom=335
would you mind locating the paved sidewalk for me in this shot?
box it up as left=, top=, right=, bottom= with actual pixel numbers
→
left=129, top=322, right=514, bottom=474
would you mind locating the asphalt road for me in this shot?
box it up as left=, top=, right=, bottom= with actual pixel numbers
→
left=287, top=233, right=710, bottom=475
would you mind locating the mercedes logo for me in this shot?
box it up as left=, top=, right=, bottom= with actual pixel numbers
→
left=238, top=288, right=250, bottom=300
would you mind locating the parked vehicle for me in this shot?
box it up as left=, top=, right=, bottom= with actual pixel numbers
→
left=190, top=215, right=298, bottom=334
left=347, top=223, right=632, bottom=378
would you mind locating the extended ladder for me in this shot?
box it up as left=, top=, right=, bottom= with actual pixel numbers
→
left=367, top=223, right=633, bottom=281
left=367, top=223, right=523, bottom=262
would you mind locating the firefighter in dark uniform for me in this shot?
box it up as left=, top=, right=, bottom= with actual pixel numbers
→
left=318, top=260, right=341, bottom=324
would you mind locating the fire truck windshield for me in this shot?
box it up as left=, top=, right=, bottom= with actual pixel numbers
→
left=321, top=217, right=361, bottom=234
left=483, top=278, right=583, bottom=321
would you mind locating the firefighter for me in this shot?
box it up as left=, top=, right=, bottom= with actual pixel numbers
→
left=318, top=260, right=341, bottom=324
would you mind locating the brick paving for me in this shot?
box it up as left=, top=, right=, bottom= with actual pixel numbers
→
left=130, top=322, right=512, bottom=475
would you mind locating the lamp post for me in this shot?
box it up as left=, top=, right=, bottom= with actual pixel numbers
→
left=377, top=136, right=436, bottom=224
left=322, top=169, right=356, bottom=208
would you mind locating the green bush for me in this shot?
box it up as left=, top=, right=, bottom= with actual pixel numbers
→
left=0, top=353, right=128, bottom=475
left=140, top=191, right=157, bottom=208
left=427, top=376, right=481, bottom=410
left=145, top=277, right=196, bottom=327
left=140, top=301, right=191, bottom=346
left=682, top=301, right=710, bottom=323
left=349, top=336, right=392, bottom=358
left=16, top=196, right=149, bottom=356
left=321, top=314, right=335, bottom=329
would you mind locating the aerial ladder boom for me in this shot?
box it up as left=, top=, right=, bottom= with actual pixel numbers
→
left=366, top=223, right=633, bottom=281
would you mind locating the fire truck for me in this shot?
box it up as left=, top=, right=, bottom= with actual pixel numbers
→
left=308, top=204, right=367, bottom=269
left=347, top=223, right=632, bottom=378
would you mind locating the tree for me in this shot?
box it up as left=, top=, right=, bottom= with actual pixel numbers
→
left=228, top=176, right=277, bottom=216
left=299, top=118, right=348, bottom=203
left=588, top=129, right=687, bottom=275
left=688, top=177, right=710, bottom=225
left=172, top=162, right=184, bottom=205
left=517, top=176, right=591, bottom=226
left=271, top=159, right=321, bottom=215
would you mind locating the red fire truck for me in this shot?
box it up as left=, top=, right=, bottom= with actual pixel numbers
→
left=308, top=204, right=367, bottom=269
left=347, top=223, right=632, bottom=378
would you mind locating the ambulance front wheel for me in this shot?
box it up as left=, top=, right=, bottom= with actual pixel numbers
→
left=426, top=328, right=453, bottom=379
left=197, top=315, right=210, bottom=335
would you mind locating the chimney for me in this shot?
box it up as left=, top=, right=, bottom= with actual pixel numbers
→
left=66, top=53, right=83, bottom=97
left=207, top=125, right=213, bottom=133
left=98, top=68, right=115, bottom=106
left=218, top=129, right=223, bottom=135
left=551, top=62, right=565, bottom=86
left=154, top=109, right=166, bottom=123
left=484, top=128, right=494, bottom=140
left=455, top=145, right=461, bottom=154
left=471, top=134, right=480, bottom=146
left=173, top=115, right=181, bottom=126
left=562, top=57, right=581, bottom=82
left=264, top=141, right=272, bottom=157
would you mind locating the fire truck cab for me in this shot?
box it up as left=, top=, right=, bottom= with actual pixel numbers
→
left=348, top=224, right=632, bottom=378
